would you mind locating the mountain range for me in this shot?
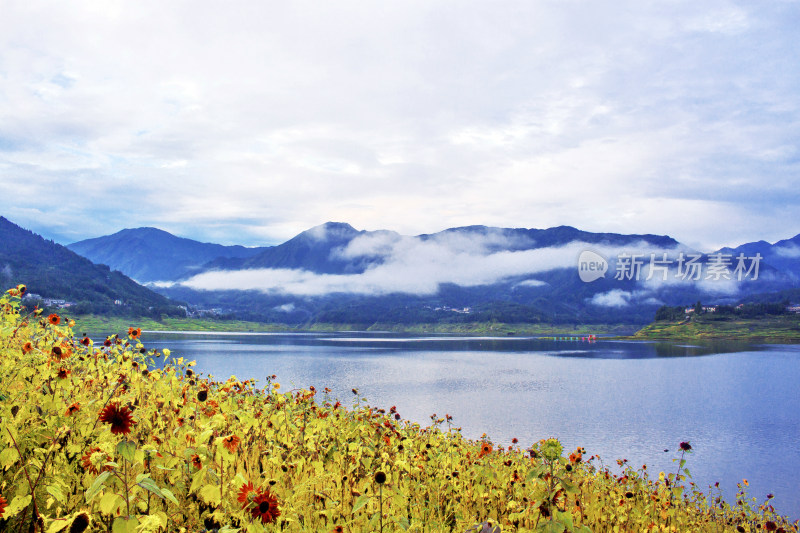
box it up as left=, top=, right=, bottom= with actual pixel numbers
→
left=67, top=227, right=270, bottom=283
left=0, top=217, right=183, bottom=317
left=62, top=221, right=800, bottom=325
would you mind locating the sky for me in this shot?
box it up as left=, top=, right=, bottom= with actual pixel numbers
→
left=1, top=0, right=799, bottom=251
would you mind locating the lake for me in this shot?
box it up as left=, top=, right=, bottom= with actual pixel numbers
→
left=135, top=331, right=800, bottom=518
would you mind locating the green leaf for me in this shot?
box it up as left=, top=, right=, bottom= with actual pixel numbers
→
left=46, top=519, right=70, bottom=533
left=526, top=466, right=545, bottom=481
left=560, top=479, right=580, bottom=495
left=199, top=484, right=221, bottom=506
left=99, top=492, right=123, bottom=515
left=117, top=440, right=136, bottom=463
left=112, top=516, right=139, bottom=533
left=3, top=494, right=32, bottom=518
left=394, top=516, right=410, bottom=530
left=85, top=471, right=111, bottom=501
left=352, top=494, right=371, bottom=514
left=46, top=484, right=66, bottom=503
left=537, top=521, right=566, bottom=533
left=190, top=467, right=206, bottom=493
left=136, top=475, right=164, bottom=498
left=136, top=513, right=167, bottom=533
left=0, top=447, right=19, bottom=470
left=161, top=487, right=179, bottom=506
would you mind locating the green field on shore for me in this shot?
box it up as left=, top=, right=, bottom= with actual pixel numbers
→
left=69, top=312, right=800, bottom=342
left=630, top=314, right=800, bottom=342
left=72, top=314, right=636, bottom=336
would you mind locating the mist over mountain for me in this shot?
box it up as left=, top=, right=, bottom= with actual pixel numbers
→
left=715, top=234, right=800, bottom=282
left=56, top=220, right=800, bottom=325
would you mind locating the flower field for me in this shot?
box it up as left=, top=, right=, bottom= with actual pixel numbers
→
left=0, top=285, right=795, bottom=532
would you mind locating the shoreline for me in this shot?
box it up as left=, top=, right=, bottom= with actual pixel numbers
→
left=72, top=314, right=800, bottom=343
left=73, top=314, right=639, bottom=336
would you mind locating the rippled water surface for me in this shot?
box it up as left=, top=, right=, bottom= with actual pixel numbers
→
left=136, top=331, right=800, bottom=518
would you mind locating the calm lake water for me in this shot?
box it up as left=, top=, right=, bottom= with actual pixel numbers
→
left=135, top=331, right=800, bottom=518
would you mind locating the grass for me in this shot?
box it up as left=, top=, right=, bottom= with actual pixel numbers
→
left=71, top=315, right=290, bottom=334
left=72, top=314, right=637, bottom=337
left=631, top=314, right=800, bottom=342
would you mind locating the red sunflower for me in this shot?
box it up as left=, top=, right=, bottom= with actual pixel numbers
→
left=221, top=435, right=240, bottom=453
left=81, top=447, right=112, bottom=475
left=127, top=327, right=142, bottom=339
left=98, top=402, right=134, bottom=435
left=48, top=313, right=61, bottom=325
left=251, top=489, right=281, bottom=524
left=65, top=402, right=81, bottom=416
left=22, top=341, right=33, bottom=354
left=237, top=481, right=256, bottom=507
left=478, top=443, right=493, bottom=458
left=0, top=493, right=7, bottom=518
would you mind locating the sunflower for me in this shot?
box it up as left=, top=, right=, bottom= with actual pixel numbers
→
left=98, top=402, right=134, bottom=435
left=251, top=489, right=281, bottom=524
left=127, top=327, right=142, bottom=339
left=80, top=336, right=91, bottom=346
left=679, top=441, right=692, bottom=452
left=237, top=481, right=256, bottom=506
left=81, top=448, right=112, bottom=475
left=65, top=402, right=81, bottom=416
left=22, top=341, right=33, bottom=354
left=48, top=313, right=61, bottom=325
left=51, top=343, right=71, bottom=360
left=0, top=494, right=6, bottom=518
left=221, top=435, right=240, bottom=453
left=68, top=512, right=90, bottom=533
left=190, top=454, right=202, bottom=470
left=478, top=443, right=493, bottom=458
left=57, top=367, right=71, bottom=379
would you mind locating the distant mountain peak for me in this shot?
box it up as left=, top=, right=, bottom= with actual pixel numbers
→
left=68, top=227, right=270, bottom=282
left=296, top=222, right=360, bottom=242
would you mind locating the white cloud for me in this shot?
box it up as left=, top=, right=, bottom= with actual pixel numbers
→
left=589, top=290, right=633, bottom=308
left=774, top=244, right=800, bottom=258
left=173, top=235, right=684, bottom=296
left=515, top=279, right=548, bottom=288
left=0, top=1, right=798, bottom=248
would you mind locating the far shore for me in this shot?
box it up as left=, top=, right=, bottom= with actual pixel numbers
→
left=71, top=313, right=800, bottom=343
left=72, top=314, right=638, bottom=337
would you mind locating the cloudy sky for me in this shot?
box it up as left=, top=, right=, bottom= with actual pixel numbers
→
left=1, top=0, right=798, bottom=251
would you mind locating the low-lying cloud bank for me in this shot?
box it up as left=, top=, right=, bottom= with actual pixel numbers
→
left=161, top=231, right=690, bottom=298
